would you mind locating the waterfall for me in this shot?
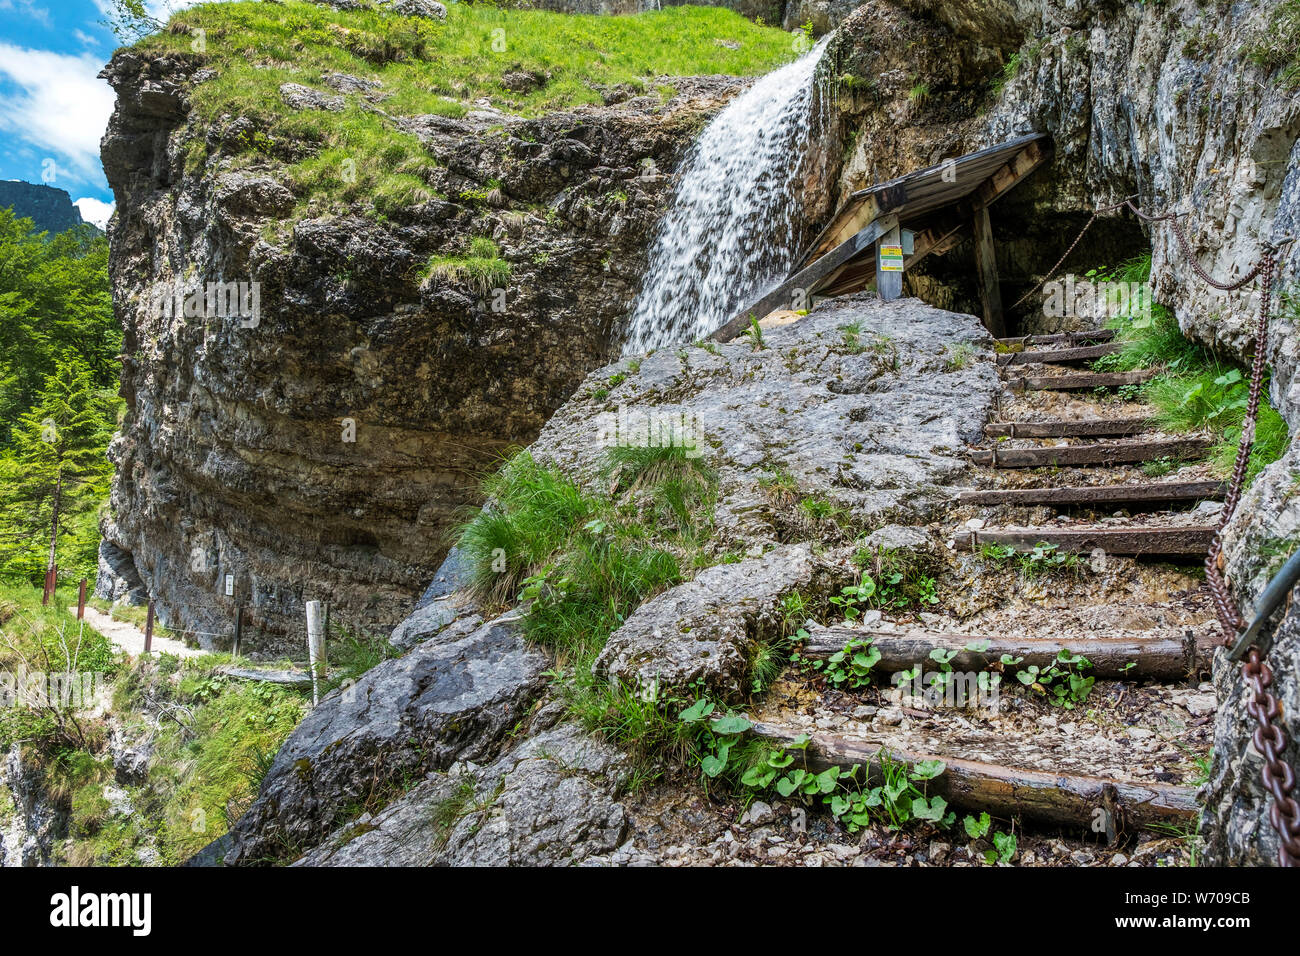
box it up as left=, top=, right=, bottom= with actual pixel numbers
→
left=622, top=36, right=832, bottom=353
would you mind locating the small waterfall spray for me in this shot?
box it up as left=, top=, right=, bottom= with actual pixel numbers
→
left=623, top=36, right=833, bottom=353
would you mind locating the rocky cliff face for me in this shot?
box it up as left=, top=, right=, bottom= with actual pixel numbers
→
left=99, top=44, right=741, bottom=653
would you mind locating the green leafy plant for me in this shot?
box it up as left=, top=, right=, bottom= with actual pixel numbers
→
left=1016, top=650, right=1095, bottom=709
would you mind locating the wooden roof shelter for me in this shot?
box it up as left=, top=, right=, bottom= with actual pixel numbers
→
left=710, top=133, right=1053, bottom=341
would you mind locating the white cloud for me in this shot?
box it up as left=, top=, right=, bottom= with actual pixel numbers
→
left=0, top=43, right=115, bottom=183
left=74, top=196, right=115, bottom=229
left=0, top=0, right=52, bottom=28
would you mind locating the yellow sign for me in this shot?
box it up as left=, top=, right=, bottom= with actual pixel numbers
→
left=879, top=245, right=904, bottom=272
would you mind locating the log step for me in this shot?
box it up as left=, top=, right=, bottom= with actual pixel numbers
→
left=1007, top=370, right=1159, bottom=391
left=968, top=437, right=1210, bottom=468
left=985, top=417, right=1155, bottom=438
left=799, top=627, right=1200, bottom=680
left=751, top=722, right=1198, bottom=833
left=957, top=525, right=1215, bottom=556
left=955, top=480, right=1226, bottom=509
left=996, top=343, right=1121, bottom=366
left=995, top=330, right=1116, bottom=347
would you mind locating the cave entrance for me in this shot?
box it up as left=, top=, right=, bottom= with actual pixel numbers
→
left=711, top=133, right=1055, bottom=341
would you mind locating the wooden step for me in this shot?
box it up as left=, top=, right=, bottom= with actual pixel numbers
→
left=1007, top=369, right=1158, bottom=391
left=968, top=437, right=1210, bottom=468
left=800, top=627, right=1200, bottom=680
left=751, top=722, right=1198, bottom=832
left=996, top=343, right=1121, bottom=367
left=995, top=330, right=1116, bottom=347
left=984, top=418, right=1155, bottom=438
left=956, top=525, right=1215, bottom=556
left=956, top=480, right=1226, bottom=509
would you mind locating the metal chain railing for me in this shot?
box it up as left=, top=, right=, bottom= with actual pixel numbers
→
left=1021, top=200, right=1297, bottom=865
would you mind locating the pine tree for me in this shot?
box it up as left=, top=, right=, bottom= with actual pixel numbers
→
left=0, top=358, right=115, bottom=585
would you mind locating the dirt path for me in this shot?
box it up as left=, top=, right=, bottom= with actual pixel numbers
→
left=73, top=605, right=203, bottom=659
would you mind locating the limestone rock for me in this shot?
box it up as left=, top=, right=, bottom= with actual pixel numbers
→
left=295, top=724, right=627, bottom=866
left=225, top=613, right=548, bottom=863
left=594, top=542, right=853, bottom=697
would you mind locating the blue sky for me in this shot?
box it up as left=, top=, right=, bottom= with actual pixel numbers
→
left=0, top=1, right=208, bottom=227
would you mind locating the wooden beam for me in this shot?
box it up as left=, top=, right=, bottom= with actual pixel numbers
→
left=996, top=330, right=1116, bottom=347
left=906, top=220, right=966, bottom=268
left=955, top=480, right=1226, bottom=508
left=800, top=627, right=1200, bottom=680
left=710, top=214, right=899, bottom=342
left=996, top=343, right=1121, bottom=366
left=795, top=193, right=888, bottom=270
left=972, top=138, right=1052, bottom=209
left=1008, top=369, right=1160, bottom=391
left=751, top=723, right=1199, bottom=832
left=956, top=525, right=1215, bottom=556
left=984, top=417, right=1156, bottom=438
left=967, top=436, right=1211, bottom=467
left=972, top=203, right=1005, bottom=338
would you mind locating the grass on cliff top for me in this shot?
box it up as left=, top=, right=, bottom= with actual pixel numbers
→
left=135, top=2, right=799, bottom=216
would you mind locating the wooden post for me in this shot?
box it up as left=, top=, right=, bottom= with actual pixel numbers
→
left=306, top=600, right=326, bottom=707
left=41, top=568, right=52, bottom=606
left=144, top=600, right=154, bottom=654
left=973, top=203, right=1006, bottom=338
left=875, top=223, right=904, bottom=302
left=77, top=579, right=87, bottom=620
left=233, top=606, right=244, bottom=658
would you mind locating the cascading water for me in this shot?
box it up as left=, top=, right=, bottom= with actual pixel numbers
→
left=623, top=36, right=833, bottom=353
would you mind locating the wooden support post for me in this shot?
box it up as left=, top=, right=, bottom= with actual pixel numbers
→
left=710, top=214, right=899, bottom=341
left=144, top=600, right=154, bottom=654
left=973, top=203, right=1006, bottom=338
left=77, top=579, right=87, bottom=620
left=875, top=223, right=903, bottom=302
left=233, top=606, right=244, bottom=658
left=41, top=568, right=52, bottom=606
left=306, top=600, right=326, bottom=707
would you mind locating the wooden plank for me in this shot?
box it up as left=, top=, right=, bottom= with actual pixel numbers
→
left=968, top=436, right=1210, bottom=467
left=996, top=343, right=1121, bottom=366
left=796, top=193, right=886, bottom=270
left=752, top=723, right=1199, bottom=832
left=800, top=627, right=1198, bottom=680
left=972, top=203, right=1005, bottom=338
left=996, top=329, right=1116, bottom=347
left=984, top=418, right=1154, bottom=438
left=971, top=139, right=1052, bottom=209
left=956, top=526, right=1216, bottom=556
left=955, top=480, right=1226, bottom=508
left=710, top=214, right=899, bottom=342
left=906, top=221, right=966, bottom=268
left=796, top=134, right=1050, bottom=268
left=1008, top=369, right=1159, bottom=391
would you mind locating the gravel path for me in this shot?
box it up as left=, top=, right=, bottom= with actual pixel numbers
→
left=73, top=605, right=203, bottom=658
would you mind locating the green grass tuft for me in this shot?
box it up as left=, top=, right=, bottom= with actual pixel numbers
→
left=455, top=451, right=596, bottom=603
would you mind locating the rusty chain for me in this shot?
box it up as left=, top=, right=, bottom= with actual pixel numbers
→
left=1023, top=200, right=1297, bottom=865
